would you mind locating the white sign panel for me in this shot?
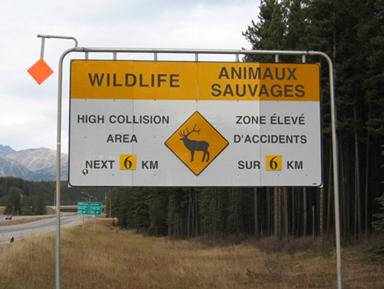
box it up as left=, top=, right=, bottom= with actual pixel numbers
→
left=69, top=60, right=321, bottom=187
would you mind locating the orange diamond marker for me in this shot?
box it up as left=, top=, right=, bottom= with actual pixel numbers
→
left=27, top=59, right=54, bottom=85
left=165, top=111, right=229, bottom=176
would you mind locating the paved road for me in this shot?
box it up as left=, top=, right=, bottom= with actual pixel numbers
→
left=0, top=214, right=84, bottom=244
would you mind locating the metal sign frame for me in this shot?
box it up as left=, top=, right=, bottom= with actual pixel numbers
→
left=52, top=46, right=342, bottom=289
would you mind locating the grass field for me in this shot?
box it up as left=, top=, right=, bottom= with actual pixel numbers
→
left=0, top=216, right=53, bottom=227
left=0, top=220, right=383, bottom=289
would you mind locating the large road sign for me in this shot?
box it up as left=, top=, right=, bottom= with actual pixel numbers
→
left=69, top=60, right=321, bottom=187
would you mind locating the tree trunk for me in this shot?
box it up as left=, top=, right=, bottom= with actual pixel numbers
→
left=274, top=187, right=280, bottom=239
left=327, top=148, right=333, bottom=237
left=340, top=137, right=347, bottom=237
left=283, top=187, right=288, bottom=239
left=267, top=188, right=271, bottom=236
left=303, top=187, right=307, bottom=236
left=354, top=105, right=361, bottom=239
left=291, top=188, right=296, bottom=236
left=187, top=190, right=191, bottom=238
left=254, top=188, right=259, bottom=236
left=312, top=205, right=316, bottom=239
left=274, top=187, right=278, bottom=238
left=364, top=134, right=370, bottom=236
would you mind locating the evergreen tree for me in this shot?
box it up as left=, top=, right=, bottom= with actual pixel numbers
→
left=363, top=0, right=384, bottom=136
left=284, top=0, right=308, bottom=50
left=4, top=186, right=23, bottom=215
left=134, top=190, right=151, bottom=233
left=371, top=193, right=384, bottom=261
left=243, top=0, right=286, bottom=61
left=21, top=196, right=33, bottom=215
left=148, top=190, right=168, bottom=236
left=199, top=188, right=225, bottom=236
left=32, top=193, right=47, bottom=215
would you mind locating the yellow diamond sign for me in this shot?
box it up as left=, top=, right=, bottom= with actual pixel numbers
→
left=165, top=111, right=229, bottom=176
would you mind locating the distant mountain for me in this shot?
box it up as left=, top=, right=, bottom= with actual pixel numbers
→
left=0, top=145, right=67, bottom=181
left=0, top=144, right=15, bottom=154
left=0, top=155, right=35, bottom=180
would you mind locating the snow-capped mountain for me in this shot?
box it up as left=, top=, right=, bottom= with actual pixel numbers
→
left=0, top=145, right=68, bottom=181
left=0, top=144, right=15, bottom=154
left=0, top=155, right=35, bottom=180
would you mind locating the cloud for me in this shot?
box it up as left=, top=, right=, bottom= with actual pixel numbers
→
left=0, top=0, right=259, bottom=152
left=0, top=95, right=57, bottom=150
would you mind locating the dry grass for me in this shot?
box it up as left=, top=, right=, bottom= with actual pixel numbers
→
left=0, top=220, right=383, bottom=289
left=0, top=216, right=53, bottom=227
left=0, top=207, right=4, bottom=214
left=46, top=207, right=56, bottom=215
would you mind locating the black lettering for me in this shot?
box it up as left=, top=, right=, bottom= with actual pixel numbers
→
left=236, top=84, right=246, bottom=97
left=218, top=67, right=229, bottom=79
left=263, top=68, right=273, bottom=80
left=88, top=73, right=104, bottom=86
left=223, top=84, right=234, bottom=96
left=125, top=74, right=136, bottom=86
left=142, top=160, right=158, bottom=170
left=170, top=74, right=180, bottom=87
left=270, top=84, right=282, bottom=97
left=287, top=68, right=297, bottom=80
left=231, top=67, right=242, bottom=79
left=259, top=85, right=269, bottom=97
left=275, top=68, right=285, bottom=80
left=285, top=85, right=294, bottom=97
left=85, top=160, right=93, bottom=169
left=157, top=74, right=167, bottom=86
left=113, top=74, right=122, bottom=87
left=77, top=115, right=86, bottom=123
left=248, top=84, right=258, bottom=96
left=238, top=160, right=261, bottom=170
left=211, top=83, right=221, bottom=96
left=295, top=85, right=305, bottom=97
left=139, top=74, right=149, bottom=87
left=248, top=67, right=261, bottom=79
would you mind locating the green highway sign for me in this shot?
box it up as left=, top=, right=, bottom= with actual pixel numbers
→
left=77, top=202, right=103, bottom=215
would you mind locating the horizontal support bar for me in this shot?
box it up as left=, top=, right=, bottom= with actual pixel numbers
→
left=66, top=47, right=323, bottom=57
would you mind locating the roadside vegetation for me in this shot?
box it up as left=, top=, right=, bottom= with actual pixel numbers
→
left=0, top=215, right=53, bottom=227
left=0, top=177, right=107, bottom=214
left=0, top=220, right=383, bottom=289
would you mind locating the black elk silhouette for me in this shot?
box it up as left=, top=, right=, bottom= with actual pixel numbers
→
left=179, top=125, right=210, bottom=162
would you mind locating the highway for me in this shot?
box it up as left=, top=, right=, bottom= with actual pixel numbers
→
left=0, top=214, right=83, bottom=244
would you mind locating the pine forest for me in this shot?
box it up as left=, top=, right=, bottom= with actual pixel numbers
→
left=108, top=0, right=384, bottom=241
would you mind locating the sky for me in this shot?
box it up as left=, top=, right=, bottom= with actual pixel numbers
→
left=0, top=0, right=259, bottom=153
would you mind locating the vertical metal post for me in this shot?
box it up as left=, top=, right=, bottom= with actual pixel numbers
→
left=328, top=55, right=343, bottom=289
left=35, top=34, right=79, bottom=289
left=275, top=54, right=279, bottom=63
left=311, top=50, right=343, bottom=289
left=55, top=55, right=63, bottom=289
left=40, top=38, right=45, bottom=59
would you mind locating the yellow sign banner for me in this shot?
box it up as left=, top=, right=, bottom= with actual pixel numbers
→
left=70, top=60, right=320, bottom=101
